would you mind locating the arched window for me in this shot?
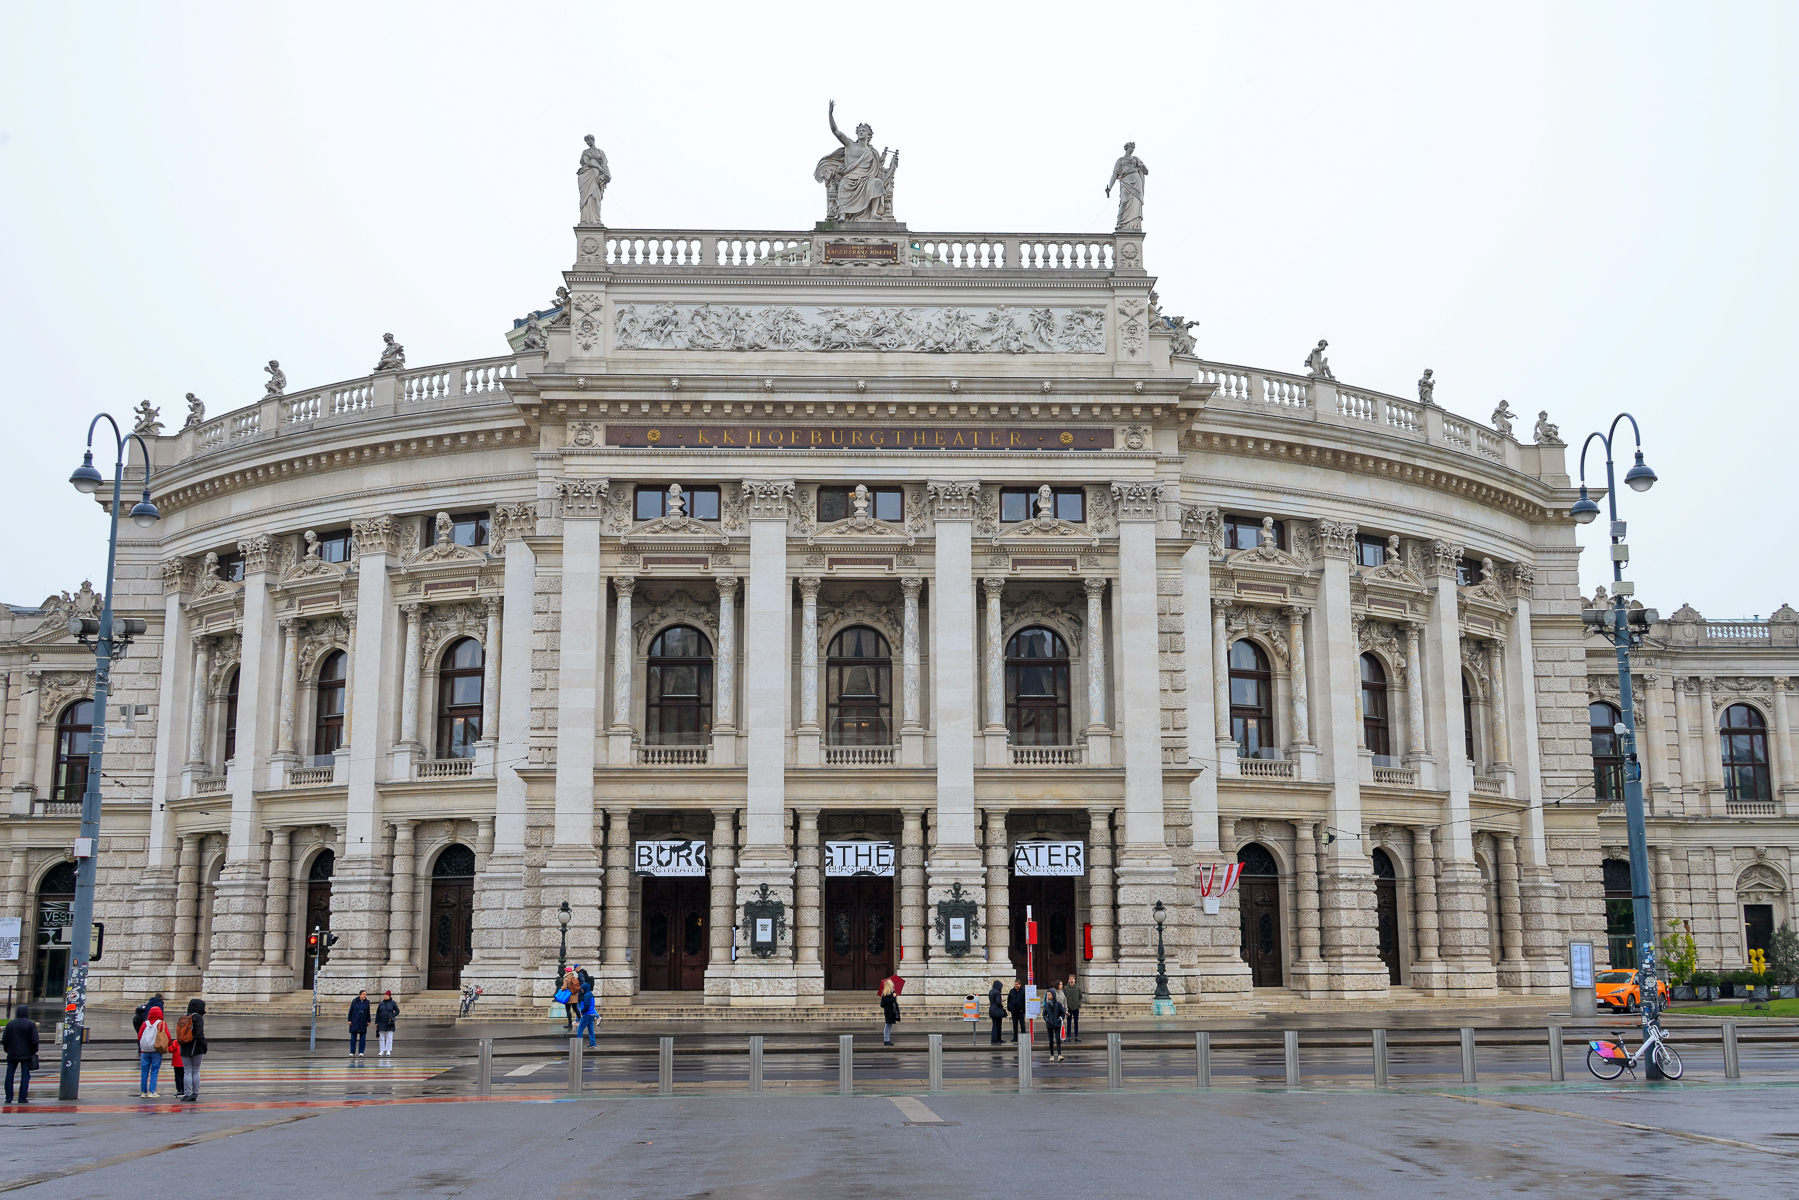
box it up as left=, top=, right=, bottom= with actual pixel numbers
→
left=314, top=650, right=347, bottom=764
left=1005, top=627, right=1071, bottom=746
left=1589, top=701, right=1623, bottom=801
left=646, top=625, right=713, bottom=745
left=1721, top=704, right=1771, bottom=802
left=52, top=700, right=93, bottom=801
left=223, top=668, right=240, bottom=763
left=826, top=626, right=891, bottom=745
left=1228, top=640, right=1274, bottom=759
left=436, top=639, right=484, bottom=759
left=1462, top=674, right=1476, bottom=763
left=1360, top=653, right=1391, bottom=760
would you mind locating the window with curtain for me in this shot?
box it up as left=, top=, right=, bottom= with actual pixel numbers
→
left=826, top=626, right=892, bottom=745
left=436, top=638, right=484, bottom=758
left=1360, top=653, right=1391, bottom=760
left=1589, top=701, right=1623, bottom=801
left=314, top=650, right=347, bottom=764
left=1005, top=627, right=1070, bottom=745
left=1229, top=640, right=1275, bottom=759
left=645, top=625, right=713, bottom=745
left=1721, top=703, right=1771, bottom=802
left=53, top=699, right=94, bottom=802
left=223, top=668, right=240, bottom=763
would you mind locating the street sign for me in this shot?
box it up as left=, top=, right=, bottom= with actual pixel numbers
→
left=634, top=840, right=709, bottom=877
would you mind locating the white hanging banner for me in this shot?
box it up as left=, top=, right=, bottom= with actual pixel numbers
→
left=634, top=840, right=709, bottom=877
left=0, top=917, right=20, bottom=961
left=824, top=841, right=896, bottom=877
left=1011, top=841, right=1086, bottom=877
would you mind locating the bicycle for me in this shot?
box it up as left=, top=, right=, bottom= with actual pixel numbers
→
left=458, top=984, right=484, bottom=1018
left=1587, top=1012, right=1682, bottom=1080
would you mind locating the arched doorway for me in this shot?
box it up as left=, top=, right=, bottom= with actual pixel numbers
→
left=1372, top=848, right=1401, bottom=984
left=303, top=849, right=334, bottom=988
left=1237, top=843, right=1282, bottom=986
left=32, top=861, right=77, bottom=999
left=427, top=844, right=476, bottom=990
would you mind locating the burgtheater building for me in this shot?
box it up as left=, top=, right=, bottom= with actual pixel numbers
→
left=4, top=122, right=1797, bottom=1013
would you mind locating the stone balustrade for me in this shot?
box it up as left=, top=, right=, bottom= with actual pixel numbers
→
left=1008, top=744, right=1085, bottom=767
left=823, top=745, right=897, bottom=767
left=287, top=765, right=337, bottom=787
left=1372, top=765, right=1418, bottom=788
left=638, top=745, right=710, bottom=766
left=193, top=777, right=227, bottom=796
left=1238, top=757, right=1296, bottom=780
left=598, top=229, right=1120, bottom=273
left=416, top=758, right=477, bottom=780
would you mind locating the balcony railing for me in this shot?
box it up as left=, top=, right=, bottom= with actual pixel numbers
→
left=1726, top=800, right=1780, bottom=817
left=1009, top=745, right=1085, bottom=766
left=288, top=766, right=337, bottom=787
left=1472, top=776, right=1503, bottom=796
left=1238, top=757, right=1296, bottom=780
left=29, top=800, right=82, bottom=817
left=824, top=745, right=897, bottom=766
left=416, top=758, right=477, bottom=780
left=194, top=777, right=227, bottom=796
left=1371, top=766, right=1418, bottom=788
left=600, top=230, right=1120, bottom=273
left=638, top=745, right=711, bottom=766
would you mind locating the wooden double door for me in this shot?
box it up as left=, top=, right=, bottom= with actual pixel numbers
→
left=640, top=877, right=709, bottom=991
left=427, top=875, right=475, bottom=990
left=825, top=876, right=893, bottom=991
left=1238, top=874, right=1283, bottom=986
left=1009, top=876, right=1076, bottom=985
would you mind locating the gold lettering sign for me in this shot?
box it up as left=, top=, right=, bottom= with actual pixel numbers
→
left=823, top=242, right=900, bottom=265
left=607, top=424, right=1113, bottom=451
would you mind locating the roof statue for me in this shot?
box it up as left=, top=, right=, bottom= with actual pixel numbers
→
left=375, top=333, right=406, bottom=372
left=1305, top=339, right=1334, bottom=380
left=814, top=101, right=899, bottom=224
left=1533, top=410, right=1564, bottom=446
left=1417, top=368, right=1435, bottom=406
left=183, top=392, right=206, bottom=429
left=1106, top=142, right=1148, bottom=232
left=1491, top=400, right=1516, bottom=438
left=577, top=134, right=611, bottom=226
left=264, top=360, right=286, bottom=397
left=132, top=399, right=163, bottom=435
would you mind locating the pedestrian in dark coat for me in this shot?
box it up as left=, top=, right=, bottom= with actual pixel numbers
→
left=1041, top=988, right=1066, bottom=1061
left=988, top=980, right=1005, bottom=1045
left=375, top=991, right=400, bottom=1057
left=179, top=999, right=207, bottom=1102
left=132, top=994, right=165, bottom=1037
left=3, top=1005, right=38, bottom=1105
left=879, top=979, right=901, bottom=1045
left=1006, top=981, right=1027, bottom=1042
left=347, top=990, right=372, bottom=1057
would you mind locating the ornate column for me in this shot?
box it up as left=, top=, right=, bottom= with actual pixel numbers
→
left=339, top=609, right=356, bottom=755
left=186, top=637, right=212, bottom=767
left=1487, top=639, right=1511, bottom=770
left=262, top=827, right=292, bottom=967
left=1772, top=678, right=1796, bottom=805
left=1640, top=673, right=1668, bottom=796
left=10, top=669, right=40, bottom=805
left=1411, top=825, right=1440, bottom=964
left=275, top=617, right=302, bottom=761
left=1496, top=834, right=1523, bottom=970
left=1672, top=677, right=1695, bottom=804
left=983, top=807, right=1011, bottom=969
left=1295, top=821, right=1321, bottom=966
left=1698, top=676, right=1722, bottom=812
left=707, top=808, right=739, bottom=1000
left=398, top=603, right=424, bottom=749
left=1652, top=845, right=1675, bottom=947
left=1286, top=606, right=1311, bottom=748
left=794, top=808, right=822, bottom=972
left=1086, top=806, right=1116, bottom=965
left=796, top=577, right=822, bottom=765
left=1084, top=577, right=1108, bottom=727
left=171, top=834, right=201, bottom=967
left=900, top=576, right=924, bottom=765
left=982, top=576, right=1009, bottom=763
left=610, top=576, right=636, bottom=734
left=1211, top=598, right=1237, bottom=775
left=1403, top=622, right=1427, bottom=762
left=387, top=820, right=417, bottom=973
left=713, top=576, right=738, bottom=763
left=900, top=808, right=926, bottom=970
left=479, top=596, right=502, bottom=753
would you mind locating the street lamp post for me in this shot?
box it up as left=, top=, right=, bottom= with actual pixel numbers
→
left=1151, top=900, right=1175, bottom=1016
left=1571, top=414, right=1661, bottom=1079
left=59, top=415, right=160, bottom=1100
left=556, top=900, right=572, bottom=981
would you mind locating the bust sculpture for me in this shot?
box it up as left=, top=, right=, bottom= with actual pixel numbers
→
left=264, top=360, right=286, bottom=397
left=1106, top=142, right=1148, bottom=232
left=1491, top=400, right=1516, bottom=437
left=667, top=483, right=686, bottom=518
left=1304, top=340, right=1334, bottom=380
left=303, top=530, right=322, bottom=559
left=577, top=134, right=610, bottom=225
left=1533, top=410, right=1564, bottom=445
left=132, top=399, right=163, bottom=435
left=814, top=101, right=898, bottom=223
left=434, top=511, right=454, bottom=548
left=1417, top=368, right=1435, bottom=405
left=183, top=392, right=205, bottom=428
left=1035, top=483, right=1055, bottom=520
left=376, top=333, right=406, bottom=372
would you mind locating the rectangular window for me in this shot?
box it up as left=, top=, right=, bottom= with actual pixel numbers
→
left=215, top=552, right=245, bottom=582
left=1355, top=534, right=1390, bottom=569
left=427, top=512, right=490, bottom=547
left=818, top=486, right=903, bottom=523
left=1223, top=515, right=1281, bottom=551
left=1000, top=487, right=1085, bottom=524
left=1456, top=556, right=1482, bottom=587
left=634, top=485, right=720, bottom=521
left=317, top=529, right=353, bottom=564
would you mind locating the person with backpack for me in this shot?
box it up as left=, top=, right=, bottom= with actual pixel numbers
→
left=574, top=985, right=597, bottom=1048
left=987, top=979, right=1005, bottom=1045
left=375, top=991, right=399, bottom=1057
left=137, top=1004, right=179, bottom=1098
left=879, top=978, right=901, bottom=1046
left=575, top=963, right=593, bottom=996
left=176, top=999, right=207, bottom=1102
left=4, top=1005, right=39, bottom=1105
left=346, top=990, right=371, bottom=1057
left=1040, top=987, right=1066, bottom=1062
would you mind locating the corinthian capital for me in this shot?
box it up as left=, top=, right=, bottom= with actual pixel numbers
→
left=741, top=479, right=796, bottom=521
left=1108, top=479, right=1162, bottom=521
left=352, top=515, right=398, bottom=558
left=1311, top=518, right=1358, bottom=560
left=559, top=478, right=609, bottom=519
left=924, top=479, right=982, bottom=521
left=1428, top=538, right=1464, bottom=578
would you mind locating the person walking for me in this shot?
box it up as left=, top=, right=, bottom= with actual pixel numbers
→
left=575, top=963, right=593, bottom=996
left=3, top=1005, right=38, bottom=1105
left=347, top=990, right=371, bottom=1057
left=987, top=980, right=1005, bottom=1045
left=177, top=999, right=207, bottom=1102
left=375, top=991, right=400, bottom=1057
left=1041, top=987, right=1066, bottom=1061
left=1063, top=974, right=1083, bottom=1041
left=136, top=1004, right=179, bottom=1098
left=1006, top=980, right=1027, bottom=1043
left=879, top=978, right=901, bottom=1046
left=560, top=967, right=580, bottom=1030
left=575, top=985, right=597, bottom=1048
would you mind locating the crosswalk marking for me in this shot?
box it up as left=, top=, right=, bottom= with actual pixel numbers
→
left=505, top=1062, right=550, bottom=1077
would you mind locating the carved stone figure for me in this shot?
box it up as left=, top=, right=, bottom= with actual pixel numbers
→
left=814, top=101, right=898, bottom=223
left=1166, top=315, right=1198, bottom=357
left=303, top=530, right=322, bottom=559
left=520, top=321, right=547, bottom=351
left=202, top=552, right=221, bottom=580
left=1533, top=410, right=1564, bottom=445
left=1417, top=368, right=1435, bottom=406
left=667, top=483, right=686, bottom=518
left=183, top=392, right=205, bottom=428
left=1491, top=400, right=1516, bottom=438
left=1305, top=340, right=1334, bottom=380
left=132, top=400, right=163, bottom=435
left=611, top=303, right=1104, bottom=354
left=1106, top=142, right=1148, bottom=232
left=264, top=360, right=286, bottom=397
left=375, top=333, right=406, bottom=372
left=577, top=134, right=611, bottom=225
left=433, top=511, right=454, bottom=548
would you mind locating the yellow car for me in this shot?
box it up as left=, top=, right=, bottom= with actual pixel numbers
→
left=1595, top=969, right=1670, bottom=1012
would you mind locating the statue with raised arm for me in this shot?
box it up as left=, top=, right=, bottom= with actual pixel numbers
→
left=1417, top=368, right=1436, bottom=406
left=1304, top=339, right=1335, bottom=380
left=577, top=134, right=610, bottom=225
left=1491, top=400, right=1516, bottom=438
left=183, top=392, right=205, bottom=428
left=1167, top=315, right=1199, bottom=357
left=1106, top=142, right=1148, bottom=232
left=375, top=333, right=406, bottom=372
left=132, top=400, right=163, bottom=435
left=814, top=101, right=898, bottom=223
left=264, top=360, right=286, bottom=397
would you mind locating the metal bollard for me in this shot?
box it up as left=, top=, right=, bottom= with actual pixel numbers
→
left=1372, top=1029, right=1389, bottom=1088
left=1107, top=1032, right=1123, bottom=1090
left=477, top=1038, right=493, bottom=1096
left=1547, top=1025, right=1564, bottom=1082
left=1017, top=1030, right=1032, bottom=1091
left=1460, top=1027, right=1477, bottom=1084
left=839, top=1034, right=854, bottom=1095
left=568, top=1037, right=583, bottom=1094
left=749, top=1035, right=763, bottom=1094
left=658, top=1036, right=674, bottom=1096
left=1722, top=1021, right=1740, bottom=1079
left=928, top=1033, right=943, bottom=1093
left=1284, top=1029, right=1300, bottom=1087
left=1196, top=1031, right=1211, bottom=1089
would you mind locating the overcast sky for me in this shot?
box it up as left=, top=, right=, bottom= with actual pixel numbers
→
left=1, top=1, right=1793, bottom=616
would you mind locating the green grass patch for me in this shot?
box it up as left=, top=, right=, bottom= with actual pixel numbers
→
left=1678, top=998, right=1799, bottom=1017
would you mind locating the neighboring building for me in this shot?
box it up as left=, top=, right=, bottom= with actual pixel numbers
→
left=2, top=128, right=1795, bottom=1010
